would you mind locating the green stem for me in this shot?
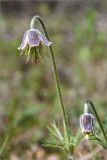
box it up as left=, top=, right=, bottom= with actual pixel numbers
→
left=30, top=15, right=69, bottom=131
left=86, top=100, right=107, bottom=144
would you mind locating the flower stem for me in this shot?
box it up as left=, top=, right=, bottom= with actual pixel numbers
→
left=30, top=15, right=69, bottom=131
left=86, top=100, right=107, bottom=144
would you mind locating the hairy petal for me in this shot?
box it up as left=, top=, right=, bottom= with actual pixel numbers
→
left=18, top=31, right=28, bottom=50
left=80, top=113, right=94, bottom=133
left=38, top=33, right=52, bottom=46
left=28, top=30, right=40, bottom=47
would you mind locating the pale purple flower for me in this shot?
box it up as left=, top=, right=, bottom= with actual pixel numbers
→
left=18, top=28, right=52, bottom=63
left=80, top=102, right=94, bottom=134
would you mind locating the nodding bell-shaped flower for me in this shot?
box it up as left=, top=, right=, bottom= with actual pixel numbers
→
left=18, top=28, right=52, bottom=63
left=80, top=102, right=94, bottom=134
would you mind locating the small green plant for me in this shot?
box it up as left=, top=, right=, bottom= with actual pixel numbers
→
left=44, top=121, right=82, bottom=159
left=18, top=15, right=83, bottom=159
left=18, top=15, right=107, bottom=159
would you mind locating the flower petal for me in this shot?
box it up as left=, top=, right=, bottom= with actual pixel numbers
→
left=38, top=33, right=52, bottom=46
left=18, top=31, right=28, bottom=50
left=80, top=113, right=94, bottom=133
left=28, top=30, right=40, bottom=47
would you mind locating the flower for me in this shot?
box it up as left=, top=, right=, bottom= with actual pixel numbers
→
left=18, top=28, right=52, bottom=63
left=80, top=113, right=94, bottom=134
left=80, top=102, right=94, bottom=134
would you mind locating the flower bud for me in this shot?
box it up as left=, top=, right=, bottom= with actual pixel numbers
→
left=80, top=102, right=94, bottom=134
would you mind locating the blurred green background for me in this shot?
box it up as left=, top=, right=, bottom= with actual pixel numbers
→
left=0, top=0, right=107, bottom=159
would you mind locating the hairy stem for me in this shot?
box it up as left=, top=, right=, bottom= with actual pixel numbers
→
left=30, top=15, right=69, bottom=131
left=86, top=100, right=107, bottom=144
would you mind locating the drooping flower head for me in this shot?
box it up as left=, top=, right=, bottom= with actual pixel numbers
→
left=18, top=28, right=52, bottom=63
left=80, top=102, right=94, bottom=134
